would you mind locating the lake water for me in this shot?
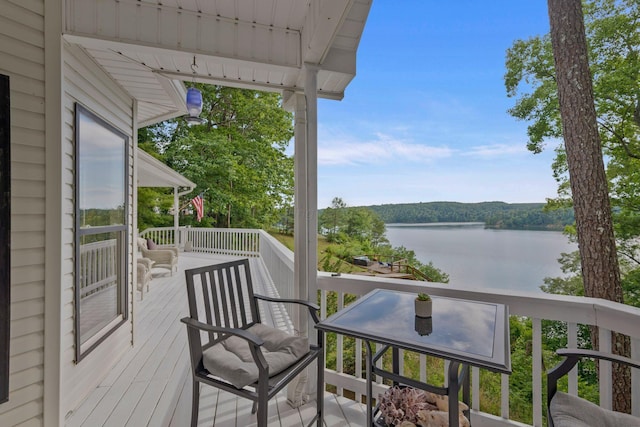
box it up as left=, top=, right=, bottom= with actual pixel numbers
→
left=385, top=223, right=578, bottom=293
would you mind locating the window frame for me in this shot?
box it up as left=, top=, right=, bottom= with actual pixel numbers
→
left=0, top=73, right=10, bottom=403
left=74, top=103, right=129, bottom=362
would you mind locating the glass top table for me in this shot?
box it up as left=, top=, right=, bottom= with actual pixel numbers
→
left=316, top=288, right=511, bottom=426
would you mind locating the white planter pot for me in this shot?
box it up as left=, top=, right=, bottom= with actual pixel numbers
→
left=414, top=299, right=432, bottom=318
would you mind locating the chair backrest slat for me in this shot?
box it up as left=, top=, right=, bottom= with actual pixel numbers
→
left=218, top=267, right=232, bottom=328
left=200, top=270, right=217, bottom=343
left=227, top=264, right=241, bottom=328
left=184, top=259, right=258, bottom=346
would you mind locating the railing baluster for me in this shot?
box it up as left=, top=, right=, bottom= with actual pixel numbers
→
left=598, top=327, right=612, bottom=410
left=444, top=360, right=449, bottom=387
left=567, top=321, right=578, bottom=395
left=375, top=342, right=383, bottom=385
left=532, top=317, right=542, bottom=427
left=356, top=338, right=363, bottom=403
left=337, top=292, right=344, bottom=396
left=472, top=366, right=480, bottom=411
left=501, top=373, right=509, bottom=419
left=633, top=337, right=640, bottom=417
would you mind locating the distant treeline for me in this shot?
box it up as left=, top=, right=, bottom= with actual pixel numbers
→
left=353, top=201, right=575, bottom=231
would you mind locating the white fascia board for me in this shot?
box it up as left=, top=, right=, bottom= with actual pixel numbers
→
left=137, top=148, right=196, bottom=190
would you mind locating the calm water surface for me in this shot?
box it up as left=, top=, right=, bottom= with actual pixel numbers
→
left=385, top=223, right=578, bottom=293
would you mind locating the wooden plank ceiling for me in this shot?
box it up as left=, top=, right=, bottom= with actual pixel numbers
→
left=63, top=0, right=372, bottom=126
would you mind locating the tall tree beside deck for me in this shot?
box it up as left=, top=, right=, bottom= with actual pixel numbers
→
left=505, top=0, right=640, bottom=263
left=547, top=0, right=630, bottom=412
left=140, top=85, right=294, bottom=229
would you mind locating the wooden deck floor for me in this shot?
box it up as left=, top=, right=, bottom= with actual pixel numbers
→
left=66, top=252, right=368, bottom=427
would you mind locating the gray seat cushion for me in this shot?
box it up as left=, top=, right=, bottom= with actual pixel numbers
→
left=202, top=323, right=309, bottom=389
left=551, top=391, right=640, bottom=427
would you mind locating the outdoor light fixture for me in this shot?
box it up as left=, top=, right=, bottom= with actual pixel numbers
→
left=184, top=57, right=205, bottom=125
left=185, top=87, right=205, bottom=125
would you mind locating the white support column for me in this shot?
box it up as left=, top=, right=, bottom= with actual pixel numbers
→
left=288, top=65, right=319, bottom=407
left=173, top=187, right=179, bottom=246
left=302, top=64, right=319, bottom=312
left=131, top=98, right=139, bottom=345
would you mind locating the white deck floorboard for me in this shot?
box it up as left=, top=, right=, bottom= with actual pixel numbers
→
left=67, top=252, right=367, bottom=426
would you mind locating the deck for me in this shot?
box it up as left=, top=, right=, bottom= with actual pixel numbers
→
left=66, top=252, right=367, bottom=427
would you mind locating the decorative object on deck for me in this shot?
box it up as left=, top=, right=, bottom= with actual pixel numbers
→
left=190, top=193, right=204, bottom=222
left=414, top=293, right=432, bottom=318
left=377, top=386, right=469, bottom=427
left=181, top=258, right=324, bottom=427
left=184, top=56, right=205, bottom=126
left=137, top=237, right=178, bottom=275
left=146, top=238, right=157, bottom=249
left=547, top=348, right=640, bottom=427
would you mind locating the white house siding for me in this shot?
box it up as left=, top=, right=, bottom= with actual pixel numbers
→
left=60, top=42, right=135, bottom=420
left=0, top=0, right=46, bottom=425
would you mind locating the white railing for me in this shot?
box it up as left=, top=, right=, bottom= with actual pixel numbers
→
left=138, top=226, right=640, bottom=426
left=79, top=239, right=118, bottom=298
left=317, top=273, right=640, bottom=427
left=257, top=230, right=295, bottom=300
left=139, top=227, right=176, bottom=246
left=139, top=226, right=260, bottom=257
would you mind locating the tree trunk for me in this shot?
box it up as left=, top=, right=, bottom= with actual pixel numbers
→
left=547, top=0, right=630, bottom=413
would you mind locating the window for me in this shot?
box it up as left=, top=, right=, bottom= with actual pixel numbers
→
left=74, top=103, right=129, bottom=361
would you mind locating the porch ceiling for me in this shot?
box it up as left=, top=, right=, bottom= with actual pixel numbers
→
left=63, top=0, right=372, bottom=126
left=137, top=148, right=196, bottom=191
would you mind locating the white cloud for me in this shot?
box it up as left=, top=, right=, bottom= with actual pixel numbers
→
left=318, top=130, right=454, bottom=166
left=463, top=143, right=529, bottom=158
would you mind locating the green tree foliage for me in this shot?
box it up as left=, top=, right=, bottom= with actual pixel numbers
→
left=317, top=198, right=449, bottom=283
left=334, top=201, right=574, bottom=230
left=318, top=197, right=348, bottom=242
left=138, top=85, right=294, bottom=230
left=505, top=0, right=640, bottom=253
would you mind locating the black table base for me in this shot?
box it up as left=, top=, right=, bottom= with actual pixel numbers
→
left=365, top=343, right=471, bottom=427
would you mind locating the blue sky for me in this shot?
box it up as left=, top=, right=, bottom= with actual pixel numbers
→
left=316, top=1, right=559, bottom=209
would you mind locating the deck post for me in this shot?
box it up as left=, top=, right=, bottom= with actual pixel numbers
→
left=173, top=187, right=179, bottom=246
left=287, top=64, right=319, bottom=406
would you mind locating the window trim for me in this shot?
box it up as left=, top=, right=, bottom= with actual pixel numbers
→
left=0, top=73, right=10, bottom=403
left=74, top=103, right=129, bottom=362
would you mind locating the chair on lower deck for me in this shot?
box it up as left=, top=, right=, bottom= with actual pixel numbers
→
left=181, top=258, right=324, bottom=427
left=137, top=237, right=178, bottom=275
left=547, top=348, right=640, bottom=427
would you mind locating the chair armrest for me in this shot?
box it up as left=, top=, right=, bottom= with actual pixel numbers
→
left=547, top=347, right=640, bottom=417
left=158, top=246, right=179, bottom=257
left=556, top=348, right=640, bottom=370
left=180, top=317, right=264, bottom=346
left=142, top=248, right=176, bottom=264
left=137, top=257, right=154, bottom=270
left=254, top=294, right=321, bottom=324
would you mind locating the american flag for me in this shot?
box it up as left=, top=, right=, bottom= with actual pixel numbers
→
left=191, top=194, right=204, bottom=222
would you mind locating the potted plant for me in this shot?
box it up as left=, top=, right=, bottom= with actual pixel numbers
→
left=414, top=293, right=432, bottom=318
